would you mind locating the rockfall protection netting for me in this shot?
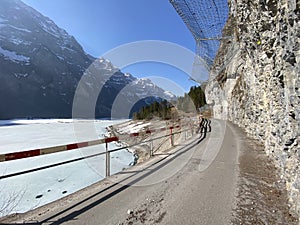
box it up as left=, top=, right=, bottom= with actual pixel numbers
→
left=170, top=0, right=229, bottom=81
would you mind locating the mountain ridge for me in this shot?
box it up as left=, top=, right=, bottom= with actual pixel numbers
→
left=0, top=0, right=175, bottom=119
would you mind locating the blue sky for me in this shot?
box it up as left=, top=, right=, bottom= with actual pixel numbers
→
left=22, top=0, right=202, bottom=96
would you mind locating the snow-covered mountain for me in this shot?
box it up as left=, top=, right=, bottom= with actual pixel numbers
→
left=0, top=0, right=175, bottom=119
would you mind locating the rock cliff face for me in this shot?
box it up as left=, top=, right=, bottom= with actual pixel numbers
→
left=206, top=0, right=300, bottom=218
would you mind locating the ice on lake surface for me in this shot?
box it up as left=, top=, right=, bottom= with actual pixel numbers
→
left=0, top=119, right=134, bottom=216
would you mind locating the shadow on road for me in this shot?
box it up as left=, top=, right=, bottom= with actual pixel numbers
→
left=1, top=119, right=211, bottom=225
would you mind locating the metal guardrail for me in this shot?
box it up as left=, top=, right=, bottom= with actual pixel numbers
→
left=0, top=137, right=118, bottom=162
left=0, top=120, right=204, bottom=180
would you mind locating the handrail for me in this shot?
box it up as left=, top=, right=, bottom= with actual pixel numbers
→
left=0, top=121, right=202, bottom=179
left=0, top=125, right=186, bottom=162
left=0, top=138, right=111, bottom=162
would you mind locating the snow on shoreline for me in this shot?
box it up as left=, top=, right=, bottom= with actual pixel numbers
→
left=116, top=121, right=151, bottom=134
left=0, top=119, right=133, bottom=217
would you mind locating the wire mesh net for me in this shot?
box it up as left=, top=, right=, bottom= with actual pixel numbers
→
left=170, top=0, right=229, bottom=79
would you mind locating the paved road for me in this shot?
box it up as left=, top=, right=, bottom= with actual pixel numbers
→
left=1, top=119, right=240, bottom=225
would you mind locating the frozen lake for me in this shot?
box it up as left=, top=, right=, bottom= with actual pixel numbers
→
left=0, top=119, right=134, bottom=217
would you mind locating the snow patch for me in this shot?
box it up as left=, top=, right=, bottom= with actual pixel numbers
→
left=9, top=37, right=31, bottom=46
left=0, top=47, right=30, bottom=63
left=135, top=92, right=146, bottom=98
left=0, top=17, right=7, bottom=29
left=85, top=81, right=93, bottom=88
left=56, top=55, right=64, bottom=61
left=60, top=46, right=75, bottom=52
left=0, top=17, right=8, bottom=23
left=14, top=73, right=29, bottom=78
left=39, top=21, right=60, bottom=38
left=164, top=91, right=175, bottom=98
left=99, top=58, right=105, bottom=63
left=8, top=25, right=31, bottom=33
left=117, top=122, right=151, bottom=134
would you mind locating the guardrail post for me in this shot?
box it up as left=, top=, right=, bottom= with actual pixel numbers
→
left=105, top=142, right=110, bottom=177
left=150, top=140, right=153, bottom=157
left=170, top=127, right=174, bottom=146
left=191, top=124, right=194, bottom=136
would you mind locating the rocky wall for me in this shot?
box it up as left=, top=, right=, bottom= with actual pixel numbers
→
left=206, top=0, right=300, bottom=218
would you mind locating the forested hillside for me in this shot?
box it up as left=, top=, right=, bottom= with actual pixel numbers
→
left=133, top=86, right=206, bottom=120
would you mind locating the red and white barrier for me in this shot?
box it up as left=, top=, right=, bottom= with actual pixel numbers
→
left=0, top=137, right=119, bottom=162
left=0, top=124, right=184, bottom=163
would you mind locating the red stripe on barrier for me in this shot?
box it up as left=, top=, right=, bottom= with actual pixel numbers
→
left=5, top=149, right=40, bottom=161
left=146, top=130, right=151, bottom=134
left=67, top=141, right=89, bottom=150
left=77, top=142, right=88, bottom=148
left=160, top=128, right=166, bottom=131
left=175, top=125, right=180, bottom=128
left=66, top=143, right=80, bottom=150
left=169, top=126, right=174, bottom=129
left=105, top=136, right=119, bottom=143
left=130, top=133, right=139, bottom=137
